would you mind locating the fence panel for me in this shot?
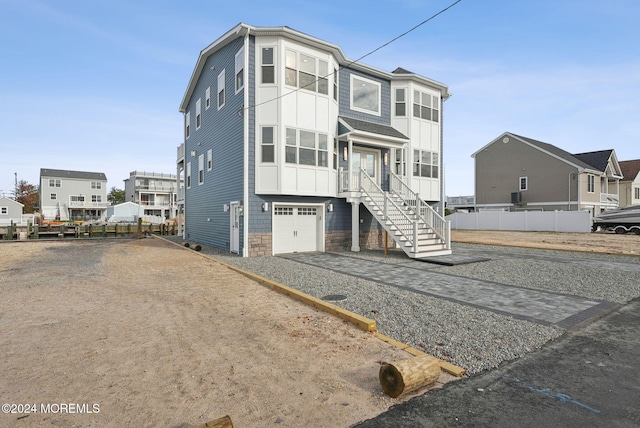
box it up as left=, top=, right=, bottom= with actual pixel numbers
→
left=448, top=211, right=591, bottom=233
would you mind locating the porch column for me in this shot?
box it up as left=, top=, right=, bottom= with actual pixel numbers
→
left=348, top=138, right=353, bottom=190
left=351, top=201, right=360, bottom=252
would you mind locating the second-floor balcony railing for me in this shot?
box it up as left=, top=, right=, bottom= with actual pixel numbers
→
left=68, top=200, right=108, bottom=208
left=600, top=193, right=619, bottom=205
left=177, top=143, right=185, bottom=160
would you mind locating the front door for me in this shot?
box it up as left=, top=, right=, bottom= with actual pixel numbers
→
left=230, top=202, right=240, bottom=254
left=352, top=149, right=380, bottom=188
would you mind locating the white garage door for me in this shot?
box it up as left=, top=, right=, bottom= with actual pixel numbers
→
left=272, top=205, right=321, bottom=254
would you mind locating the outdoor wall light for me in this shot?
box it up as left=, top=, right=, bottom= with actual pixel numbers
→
left=327, top=203, right=334, bottom=212
left=191, top=150, right=197, bottom=157
left=383, top=152, right=388, bottom=166
left=343, top=147, right=348, bottom=161
left=262, top=202, right=269, bottom=212
left=223, top=204, right=230, bottom=212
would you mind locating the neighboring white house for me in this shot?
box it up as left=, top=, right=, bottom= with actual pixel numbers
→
left=39, top=168, right=108, bottom=221
left=0, top=197, right=24, bottom=225
left=104, top=201, right=145, bottom=223
left=124, top=171, right=181, bottom=220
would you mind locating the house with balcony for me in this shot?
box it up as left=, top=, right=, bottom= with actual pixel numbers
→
left=39, top=168, right=108, bottom=221
left=178, top=23, right=451, bottom=258
left=472, top=132, right=623, bottom=215
left=619, top=159, right=640, bottom=208
left=123, top=171, right=181, bottom=220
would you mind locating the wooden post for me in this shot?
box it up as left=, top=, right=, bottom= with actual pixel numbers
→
left=193, top=415, right=233, bottom=428
left=384, top=230, right=388, bottom=255
left=379, top=354, right=441, bottom=398
left=137, top=218, right=142, bottom=233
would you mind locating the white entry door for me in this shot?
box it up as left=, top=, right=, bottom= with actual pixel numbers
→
left=352, top=149, right=380, bottom=187
left=272, top=205, right=321, bottom=254
left=230, top=202, right=240, bottom=254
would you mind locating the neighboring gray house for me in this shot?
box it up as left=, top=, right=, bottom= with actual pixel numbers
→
left=123, top=171, right=181, bottom=219
left=0, top=196, right=24, bottom=225
left=472, top=132, right=622, bottom=215
left=39, top=168, right=108, bottom=221
left=619, top=160, right=640, bottom=208
left=178, top=23, right=451, bottom=258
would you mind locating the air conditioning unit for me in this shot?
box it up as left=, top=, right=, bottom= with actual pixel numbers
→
left=511, top=192, right=522, bottom=204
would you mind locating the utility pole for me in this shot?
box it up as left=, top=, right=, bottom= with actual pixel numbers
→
left=14, top=172, right=18, bottom=200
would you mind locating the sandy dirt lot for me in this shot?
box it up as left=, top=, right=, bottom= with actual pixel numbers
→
left=452, top=230, right=640, bottom=256
left=0, top=238, right=450, bottom=428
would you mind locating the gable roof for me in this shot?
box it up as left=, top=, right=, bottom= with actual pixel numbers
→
left=573, top=150, right=615, bottom=173
left=180, top=23, right=450, bottom=112
left=619, top=159, right=640, bottom=181
left=338, top=116, right=408, bottom=140
left=0, top=196, right=24, bottom=207
left=40, top=168, right=107, bottom=181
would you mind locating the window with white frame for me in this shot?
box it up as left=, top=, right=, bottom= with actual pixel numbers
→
left=196, top=98, right=202, bottom=129
left=261, top=47, right=274, bottom=84
left=413, top=150, right=438, bottom=178
left=519, top=176, right=528, bottom=191
left=91, top=181, right=102, bottom=189
left=413, top=91, right=439, bottom=122
left=1, top=207, right=7, bottom=215
left=395, top=148, right=406, bottom=175
left=49, top=179, right=61, bottom=187
left=207, top=149, right=212, bottom=171
left=587, top=174, right=595, bottom=193
left=351, top=75, right=380, bottom=115
left=51, top=193, right=57, bottom=200
left=186, top=111, right=191, bottom=139
left=70, top=195, right=85, bottom=203
left=284, top=50, right=329, bottom=95
left=92, top=195, right=102, bottom=203
left=198, top=154, right=204, bottom=185
left=235, top=47, right=244, bottom=92
left=395, top=88, right=406, bottom=116
left=186, top=162, right=191, bottom=189
left=217, top=70, right=225, bottom=109
left=261, top=126, right=275, bottom=163
left=285, top=128, right=328, bottom=167
left=635, top=187, right=640, bottom=200
left=205, top=87, right=211, bottom=109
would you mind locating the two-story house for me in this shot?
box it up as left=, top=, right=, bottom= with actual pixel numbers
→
left=124, top=171, right=181, bottom=220
left=39, top=168, right=108, bottom=221
left=178, top=23, right=451, bottom=258
left=619, top=160, right=640, bottom=208
left=472, top=132, right=623, bottom=215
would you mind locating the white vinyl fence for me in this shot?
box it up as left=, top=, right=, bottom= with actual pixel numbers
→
left=448, top=210, right=592, bottom=233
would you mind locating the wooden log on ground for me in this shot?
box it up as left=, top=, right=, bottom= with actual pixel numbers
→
left=379, top=354, right=441, bottom=398
left=193, top=415, right=233, bottom=428
left=182, top=242, right=190, bottom=248
left=192, top=243, right=201, bottom=251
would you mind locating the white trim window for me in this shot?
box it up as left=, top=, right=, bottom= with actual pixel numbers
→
left=186, top=111, right=191, bottom=139
left=50, top=193, right=57, bottom=200
left=91, top=195, right=102, bottom=203
left=635, top=187, right=640, bottom=200
left=205, top=87, right=211, bottom=109
left=235, top=47, right=244, bottom=93
left=186, top=162, right=191, bottom=189
left=49, top=179, right=61, bottom=187
left=413, top=150, right=439, bottom=178
left=261, top=126, right=275, bottom=163
left=198, top=154, right=205, bottom=185
left=519, top=176, right=528, bottom=191
left=217, top=70, right=225, bottom=110
left=1, top=206, right=8, bottom=215
left=285, top=50, right=329, bottom=95
left=261, top=47, right=275, bottom=84
left=196, top=98, right=202, bottom=129
left=207, top=149, right=213, bottom=171
left=413, top=91, right=439, bottom=122
left=285, top=128, right=328, bottom=167
left=350, top=75, right=381, bottom=115
left=395, top=88, right=406, bottom=116
left=91, top=181, right=102, bottom=189
left=587, top=174, right=595, bottom=193
left=333, top=68, right=339, bottom=101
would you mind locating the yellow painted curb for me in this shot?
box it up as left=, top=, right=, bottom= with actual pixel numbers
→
left=156, top=236, right=466, bottom=377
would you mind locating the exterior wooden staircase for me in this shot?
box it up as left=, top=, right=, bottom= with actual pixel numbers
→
left=360, top=170, right=451, bottom=258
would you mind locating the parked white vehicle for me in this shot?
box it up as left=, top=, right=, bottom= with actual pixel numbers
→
left=592, top=205, right=640, bottom=234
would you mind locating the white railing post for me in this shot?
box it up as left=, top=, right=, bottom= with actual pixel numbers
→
left=383, top=191, right=388, bottom=220
left=413, top=220, right=419, bottom=254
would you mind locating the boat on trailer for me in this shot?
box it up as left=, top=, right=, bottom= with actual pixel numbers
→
left=592, top=205, right=640, bottom=234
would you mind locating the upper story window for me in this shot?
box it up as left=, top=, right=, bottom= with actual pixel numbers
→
left=285, top=50, right=329, bottom=95
left=207, top=149, right=213, bottom=171
left=186, top=111, right=191, bottom=139
left=196, top=98, right=202, bottom=129
left=235, top=47, right=244, bottom=92
left=395, top=88, right=406, bottom=116
left=333, top=68, right=338, bottom=101
left=261, top=47, right=275, bottom=84
left=413, top=91, right=439, bottom=122
left=351, top=75, right=380, bottom=115
left=635, top=187, right=640, bottom=200
left=217, top=70, right=225, bottom=110
left=285, top=128, right=328, bottom=167
left=519, top=176, right=528, bottom=191
left=186, top=162, right=191, bottom=189
left=587, top=174, right=595, bottom=193
left=92, top=195, right=102, bottom=203
left=261, top=126, right=275, bottom=163
left=413, top=150, right=439, bottom=178
left=49, top=179, right=61, bottom=187
left=205, top=87, right=211, bottom=109
left=198, top=154, right=204, bottom=185
left=91, top=181, right=102, bottom=189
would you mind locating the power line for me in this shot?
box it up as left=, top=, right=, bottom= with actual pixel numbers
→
left=248, top=0, right=463, bottom=111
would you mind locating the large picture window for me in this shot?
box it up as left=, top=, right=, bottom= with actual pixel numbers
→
left=285, top=50, right=329, bottom=95
left=413, top=150, right=439, bottom=178
left=351, top=75, right=380, bottom=115
left=413, top=90, right=439, bottom=122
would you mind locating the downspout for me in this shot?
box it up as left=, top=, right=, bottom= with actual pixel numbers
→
left=438, top=95, right=446, bottom=215
left=242, top=28, right=250, bottom=257
left=179, top=111, right=186, bottom=238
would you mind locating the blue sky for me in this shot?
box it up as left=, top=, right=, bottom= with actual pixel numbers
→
left=1, top=0, right=639, bottom=198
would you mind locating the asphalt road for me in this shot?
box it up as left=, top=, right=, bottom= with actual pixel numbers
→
left=354, top=297, right=640, bottom=428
